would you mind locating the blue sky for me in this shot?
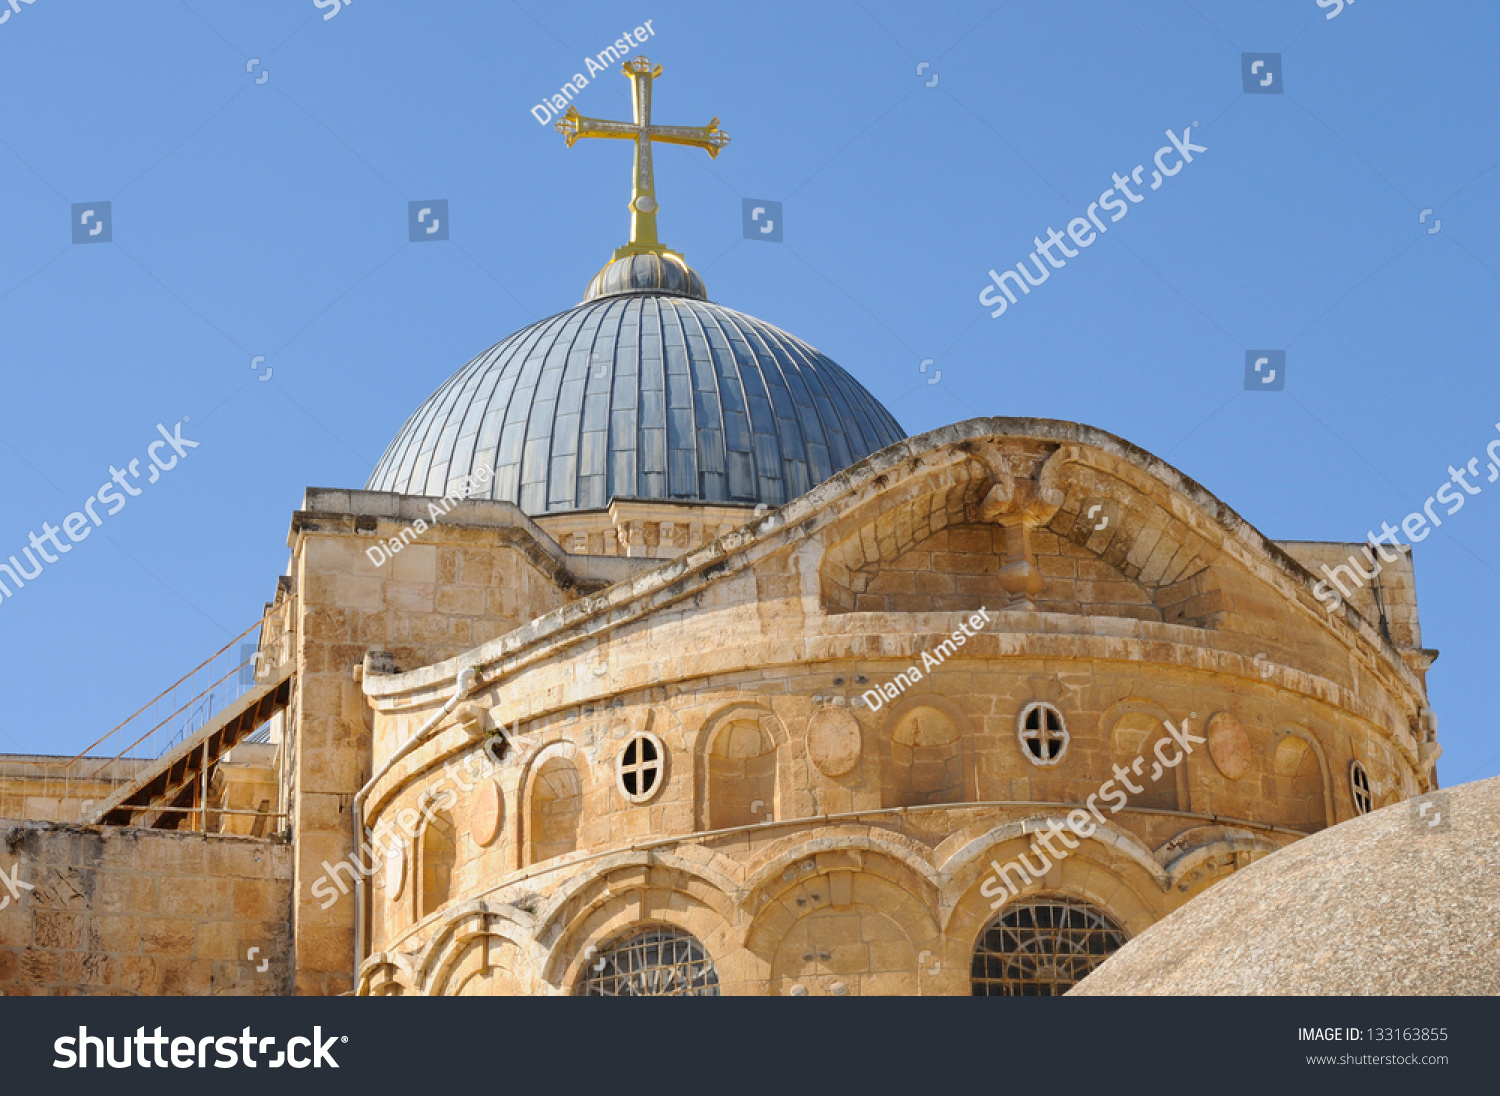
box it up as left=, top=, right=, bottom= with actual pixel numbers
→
left=1, top=0, right=1496, bottom=786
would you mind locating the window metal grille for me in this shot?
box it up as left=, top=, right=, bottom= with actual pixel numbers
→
left=1350, top=760, right=1373, bottom=815
left=575, top=927, right=721, bottom=996
left=1018, top=703, right=1068, bottom=765
left=971, top=899, right=1127, bottom=995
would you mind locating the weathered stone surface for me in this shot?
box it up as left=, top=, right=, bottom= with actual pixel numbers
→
left=1206, top=711, right=1252, bottom=781
left=341, top=423, right=1439, bottom=995
left=1071, top=777, right=1499, bottom=996
left=471, top=780, right=504, bottom=847
left=0, top=420, right=1444, bottom=997
left=0, top=823, right=290, bottom=996
left=806, top=709, right=862, bottom=777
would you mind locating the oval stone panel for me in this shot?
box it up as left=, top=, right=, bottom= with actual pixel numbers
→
left=807, top=708, right=862, bottom=776
left=1206, top=712, right=1252, bottom=780
left=471, top=779, right=504, bottom=847
left=385, top=838, right=406, bottom=900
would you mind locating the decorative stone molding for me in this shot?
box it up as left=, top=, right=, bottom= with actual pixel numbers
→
left=972, top=466, right=1064, bottom=610
left=471, top=779, right=504, bottom=847
left=1205, top=712, right=1252, bottom=781
left=806, top=707, right=862, bottom=777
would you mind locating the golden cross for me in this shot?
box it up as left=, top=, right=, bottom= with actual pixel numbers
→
left=556, top=56, right=729, bottom=260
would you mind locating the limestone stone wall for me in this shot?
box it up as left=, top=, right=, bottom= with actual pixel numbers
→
left=827, top=521, right=1161, bottom=621
left=0, top=822, right=291, bottom=996
left=355, top=421, right=1438, bottom=995
left=1277, top=540, right=1424, bottom=651
left=358, top=642, right=1408, bottom=976
left=535, top=498, right=761, bottom=559
left=214, top=742, right=281, bottom=838
left=0, top=756, right=152, bottom=824
left=359, top=801, right=1283, bottom=996
left=284, top=489, right=599, bottom=994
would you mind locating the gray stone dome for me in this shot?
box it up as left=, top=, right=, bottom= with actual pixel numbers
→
left=366, top=293, right=906, bottom=516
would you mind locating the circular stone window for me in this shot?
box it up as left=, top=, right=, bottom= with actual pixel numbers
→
left=1017, top=702, right=1069, bottom=767
left=1350, top=760, right=1373, bottom=815
left=616, top=733, right=665, bottom=803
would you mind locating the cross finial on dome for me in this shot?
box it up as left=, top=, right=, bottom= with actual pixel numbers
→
left=555, top=56, right=730, bottom=264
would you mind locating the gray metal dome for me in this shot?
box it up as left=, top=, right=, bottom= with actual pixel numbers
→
left=584, top=252, right=707, bottom=303
left=366, top=293, right=906, bottom=516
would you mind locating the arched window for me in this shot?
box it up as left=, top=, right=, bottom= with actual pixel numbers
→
left=1274, top=734, right=1328, bottom=832
left=971, top=899, right=1127, bottom=995
left=529, top=756, right=582, bottom=863
left=1109, top=713, right=1178, bottom=810
left=886, top=706, right=963, bottom=807
left=1018, top=703, right=1068, bottom=766
left=574, top=927, right=720, bottom=996
left=419, top=809, right=455, bottom=918
left=707, top=718, right=777, bottom=828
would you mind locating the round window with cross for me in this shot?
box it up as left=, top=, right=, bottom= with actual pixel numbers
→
left=1017, top=702, right=1069, bottom=767
left=1350, top=759, right=1373, bottom=815
left=617, top=732, right=665, bottom=803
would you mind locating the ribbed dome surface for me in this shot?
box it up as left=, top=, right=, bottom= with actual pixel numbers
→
left=367, top=294, right=906, bottom=516
left=584, top=252, right=707, bottom=302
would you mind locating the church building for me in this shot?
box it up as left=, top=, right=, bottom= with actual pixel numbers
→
left=0, top=56, right=1442, bottom=997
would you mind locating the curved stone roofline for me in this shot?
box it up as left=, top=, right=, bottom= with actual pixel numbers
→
left=360, top=417, right=1431, bottom=710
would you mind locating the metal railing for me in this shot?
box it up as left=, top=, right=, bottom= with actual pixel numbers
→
left=69, top=621, right=266, bottom=770
left=36, top=621, right=280, bottom=820
left=0, top=620, right=293, bottom=833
